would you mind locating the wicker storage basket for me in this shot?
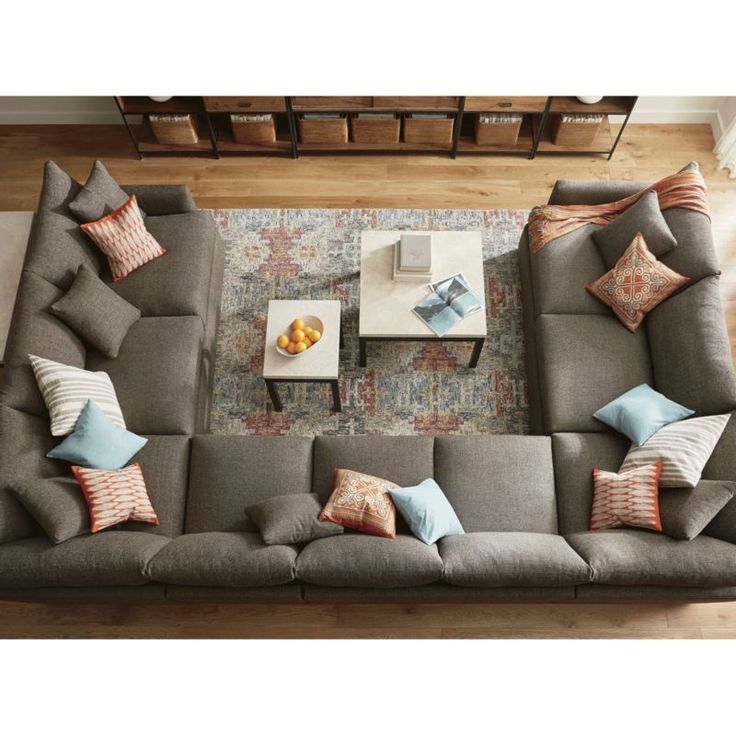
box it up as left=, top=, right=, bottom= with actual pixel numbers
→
left=350, top=114, right=400, bottom=144
left=474, top=112, right=523, bottom=145
left=550, top=113, right=603, bottom=146
left=298, top=114, right=348, bottom=144
left=402, top=114, right=454, bottom=145
left=148, top=114, right=199, bottom=145
left=230, top=113, right=276, bottom=144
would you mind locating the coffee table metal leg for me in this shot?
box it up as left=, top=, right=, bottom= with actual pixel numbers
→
left=265, top=379, right=283, bottom=412
left=359, top=337, right=367, bottom=368
left=330, top=379, right=342, bottom=412
left=469, top=338, right=485, bottom=368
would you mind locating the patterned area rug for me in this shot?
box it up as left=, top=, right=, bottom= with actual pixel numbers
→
left=209, top=208, right=530, bottom=436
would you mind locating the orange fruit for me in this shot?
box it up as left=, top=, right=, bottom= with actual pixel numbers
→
left=309, top=330, right=321, bottom=342
left=295, top=341, right=307, bottom=353
left=292, top=318, right=305, bottom=332
left=291, top=329, right=306, bottom=343
left=303, top=336, right=313, bottom=348
left=276, top=334, right=289, bottom=349
left=287, top=341, right=297, bottom=354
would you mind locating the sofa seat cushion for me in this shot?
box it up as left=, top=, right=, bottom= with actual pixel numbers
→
left=105, top=211, right=218, bottom=321
left=85, top=316, right=203, bottom=435
left=537, top=314, right=653, bottom=433
left=0, top=532, right=169, bottom=588
left=647, top=275, right=736, bottom=416
left=295, top=534, right=444, bottom=588
left=146, top=532, right=297, bottom=587
left=529, top=224, right=610, bottom=316
left=439, top=532, right=591, bottom=587
left=566, top=529, right=736, bottom=587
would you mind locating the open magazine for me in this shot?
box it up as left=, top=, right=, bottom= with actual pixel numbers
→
left=412, top=272, right=483, bottom=337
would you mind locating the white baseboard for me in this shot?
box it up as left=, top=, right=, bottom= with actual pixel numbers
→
left=611, top=110, right=721, bottom=140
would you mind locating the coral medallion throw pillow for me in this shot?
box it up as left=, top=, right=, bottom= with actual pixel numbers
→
left=80, top=194, right=166, bottom=281
left=590, top=463, right=663, bottom=532
left=320, top=469, right=398, bottom=538
left=72, top=463, right=159, bottom=533
left=586, top=232, right=689, bottom=332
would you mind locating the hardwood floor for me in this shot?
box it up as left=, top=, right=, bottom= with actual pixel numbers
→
left=1, top=122, right=735, bottom=639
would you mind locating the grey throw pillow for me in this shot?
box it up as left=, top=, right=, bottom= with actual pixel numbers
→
left=592, top=191, right=678, bottom=269
left=245, top=493, right=343, bottom=545
left=9, top=477, right=90, bottom=544
left=659, top=480, right=736, bottom=541
left=68, top=160, right=145, bottom=222
left=51, top=264, right=141, bottom=358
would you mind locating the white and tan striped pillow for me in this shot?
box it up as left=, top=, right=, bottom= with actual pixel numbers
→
left=80, top=194, right=166, bottom=281
left=29, top=355, right=126, bottom=436
left=619, top=414, right=731, bottom=488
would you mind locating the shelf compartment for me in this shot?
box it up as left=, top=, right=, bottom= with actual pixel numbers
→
left=403, top=114, right=454, bottom=146
left=297, top=114, right=349, bottom=144
left=292, top=96, right=373, bottom=111
left=533, top=115, right=615, bottom=153
left=350, top=114, right=400, bottom=144
left=464, top=96, right=548, bottom=113
left=204, top=96, right=287, bottom=113
left=456, top=115, right=535, bottom=153
left=116, top=96, right=202, bottom=114
left=548, top=96, right=636, bottom=115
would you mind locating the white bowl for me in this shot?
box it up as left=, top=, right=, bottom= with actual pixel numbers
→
left=576, top=96, right=603, bottom=104
left=149, top=96, right=173, bottom=102
left=275, top=315, right=325, bottom=358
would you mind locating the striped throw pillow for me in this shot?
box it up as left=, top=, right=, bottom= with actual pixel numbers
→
left=72, top=463, right=159, bottom=533
left=29, top=354, right=125, bottom=436
left=619, top=413, right=731, bottom=488
left=590, top=463, right=662, bottom=532
left=80, top=194, right=166, bottom=281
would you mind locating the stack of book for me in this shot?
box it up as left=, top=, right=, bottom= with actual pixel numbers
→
left=393, top=233, right=433, bottom=282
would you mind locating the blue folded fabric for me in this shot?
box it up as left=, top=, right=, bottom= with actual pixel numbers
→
left=593, top=383, right=695, bottom=446
left=389, top=478, right=465, bottom=545
left=47, top=399, right=147, bottom=469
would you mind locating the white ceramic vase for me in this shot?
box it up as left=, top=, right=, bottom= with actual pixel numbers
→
left=149, top=96, right=173, bottom=103
left=576, top=96, right=603, bottom=104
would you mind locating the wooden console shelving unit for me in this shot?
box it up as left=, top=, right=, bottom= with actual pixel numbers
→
left=115, top=96, right=637, bottom=160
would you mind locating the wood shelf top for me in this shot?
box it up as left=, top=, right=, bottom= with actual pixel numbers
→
left=117, top=96, right=203, bottom=114
left=464, top=96, right=548, bottom=113
left=548, top=96, right=636, bottom=115
left=291, top=96, right=460, bottom=113
left=298, top=141, right=453, bottom=152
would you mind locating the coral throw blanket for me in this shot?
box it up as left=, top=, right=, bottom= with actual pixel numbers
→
left=528, top=165, right=710, bottom=253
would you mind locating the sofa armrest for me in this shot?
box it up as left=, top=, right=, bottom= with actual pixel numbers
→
left=121, top=184, right=197, bottom=216
left=547, top=179, right=647, bottom=206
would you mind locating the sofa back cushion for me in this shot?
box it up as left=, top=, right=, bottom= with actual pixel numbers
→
left=23, top=162, right=102, bottom=291
left=551, top=432, right=631, bottom=535
left=2, top=270, right=87, bottom=417
left=0, top=405, right=69, bottom=544
left=311, top=436, right=435, bottom=503
left=647, top=275, right=736, bottom=416
left=434, top=436, right=558, bottom=533
left=185, top=435, right=314, bottom=533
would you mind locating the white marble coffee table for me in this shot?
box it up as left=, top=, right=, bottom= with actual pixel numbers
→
left=359, top=230, right=487, bottom=368
left=263, top=299, right=342, bottom=412
left=0, top=211, right=34, bottom=365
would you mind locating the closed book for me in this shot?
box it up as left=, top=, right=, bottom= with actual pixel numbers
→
left=399, top=234, right=432, bottom=272
left=393, top=243, right=432, bottom=282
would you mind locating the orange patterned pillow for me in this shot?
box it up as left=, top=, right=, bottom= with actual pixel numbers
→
left=319, top=468, right=398, bottom=538
left=71, top=463, right=159, bottom=533
left=590, top=463, right=663, bottom=532
left=586, top=232, right=689, bottom=332
left=80, top=195, right=166, bottom=281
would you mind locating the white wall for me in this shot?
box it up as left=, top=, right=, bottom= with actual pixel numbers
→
left=0, top=95, right=734, bottom=140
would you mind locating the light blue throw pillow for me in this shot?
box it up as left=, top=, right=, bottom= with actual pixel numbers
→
left=388, top=478, right=465, bottom=545
left=593, top=383, right=695, bottom=446
left=47, top=399, right=147, bottom=469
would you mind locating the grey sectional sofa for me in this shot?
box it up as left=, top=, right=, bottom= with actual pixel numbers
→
left=1, top=163, right=736, bottom=604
